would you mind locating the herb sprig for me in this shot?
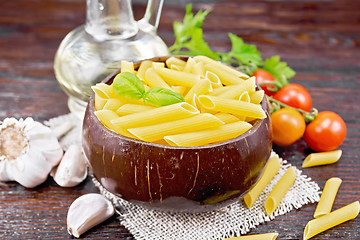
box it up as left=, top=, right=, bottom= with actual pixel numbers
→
left=112, top=72, right=185, bottom=107
left=168, top=4, right=296, bottom=83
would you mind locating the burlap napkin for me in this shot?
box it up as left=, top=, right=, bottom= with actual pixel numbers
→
left=45, top=113, right=321, bottom=240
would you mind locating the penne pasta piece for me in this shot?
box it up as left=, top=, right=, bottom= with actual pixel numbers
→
left=214, top=113, right=240, bottom=124
left=217, top=77, right=256, bottom=99
left=91, top=83, right=117, bottom=99
left=153, top=65, right=200, bottom=87
left=94, top=93, right=107, bottom=111
left=136, top=60, right=153, bottom=81
left=244, top=155, right=281, bottom=208
left=314, top=177, right=342, bottom=218
left=164, top=121, right=252, bottom=147
left=184, top=77, right=212, bottom=104
left=115, top=103, right=156, bottom=116
left=303, top=201, right=360, bottom=240
left=302, top=150, right=342, bottom=168
left=204, top=63, right=244, bottom=85
left=226, top=232, right=279, bottom=240
left=144, top=68, right=172, bottom=90
left=111, top=102, right=199, bottom=129
left=165, top=56, right=186, bottom=69
left=206, top=85, right=229, bottom=96
left=198, top=95, right=267, bottom=119
left=182, top=57, right=196, bottom=73
left=128, top=113, right=225, bottom=142
left=120, top=60, right=135, bottom=74
left=239, top=91, right=250, bottom=102
left=265, top=166, right=296, bottom=216
left=152, top=62, right=165, bottom=68
left=205, top=71, right=223, bottom=88
left=171, top=85, right=188, bottom=95
left=102, top=98, right=123, bottom=112
left=250, top=90, right=265, bottom=104
left=191, top=61, right=205, bottom=76
left=94, top=110, right=131, bottom=137
left=193, top=55, right=249, bottom=79
left=170, top=64, right=183, bottom=71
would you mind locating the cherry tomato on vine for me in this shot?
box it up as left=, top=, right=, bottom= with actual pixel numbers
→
left=273, top=83, right=312, bottom=112
left=252, top=69, right=277, bottom=96
left=303, top=111, right=346, bottom=152
left=271, top=108, right=306, bottom=146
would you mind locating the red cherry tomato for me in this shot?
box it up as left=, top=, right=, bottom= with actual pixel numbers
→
left=273, top=83, right=312, bottom=112
left=252, top=69, right=277, bottom=96
left=271, top=108, right=306, bottom=146
left=303, top=111, right=347, bottom=152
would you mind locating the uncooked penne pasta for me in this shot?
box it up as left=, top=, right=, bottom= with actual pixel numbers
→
left=136, top=60, right=153, bottom=81
left=303, top=201, right=359, bottom=240
left=94, top=110, right=130, bottom=137
left=198, top=95, right=266, bottom=119
left=94, top=93, right=107, bottom=111
left=115, top=103, right=156, bottom=116
left=214, top=113, right=240, bottom=124
left=144, top=68, right=172, bottom=90
left=92, top=83, right=117, bottom=99
left=244, top=155, right=281, bottom=208
left=120, top=60, right=135, bottom=74
left=226, top=232, right=278, bottom=240
left=250, top=90, right=265, bottom=104
left=204, top=63, right=244, bottom=86
left=265, top=166, right=296, bottom=216
left=102, top=98, right=123, bottom=112
left=111, top=102, right=199, bottom=129
left=239, top=91, right=250, bottom=102
left=207, top=85, right=229, bottom=96
left=171, top=85, right=188, bottom=95
left=182, top=57, right=196, bottom=73
left=184, top=77, right=212, bottom=103
left=314, top=177, right=342, bottom=218
left=302, top=150, right=342, bottom=168
left=191, top=61, right=205, bottom=76
left=205, top=71, right=223, bottom=88
left=153, top=65, right=200, bottom=87
left=164, top=121, right=252, bottom=147
left=165, top=56, right=186, bottom=69
left=128, top=113, right=225, bottom=142
left=193, top=55, right=249, bottom=79
left=217, top=77, right=256, bottom=99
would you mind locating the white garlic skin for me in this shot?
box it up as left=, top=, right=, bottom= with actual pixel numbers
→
left=51, top=144, right=88, bottom=187
left=0, top=117, right=63, bottom=188
left=67, top=193, right=115, bottom=238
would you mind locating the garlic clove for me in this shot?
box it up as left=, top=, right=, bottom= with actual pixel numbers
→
left=51, top=144, right=88, bottom=187
left=67, top=193, right=115, bottom=238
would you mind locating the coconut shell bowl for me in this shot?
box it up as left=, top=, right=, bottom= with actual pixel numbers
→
left=82, top=56, right=273, bottom=212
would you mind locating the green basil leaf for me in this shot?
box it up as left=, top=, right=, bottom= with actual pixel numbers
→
left=144, top=87, right=185, bottom=107
left=112, top=72, right=145, bottom=100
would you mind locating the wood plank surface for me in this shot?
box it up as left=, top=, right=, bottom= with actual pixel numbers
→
left=0, top=0, right=359, bottom=239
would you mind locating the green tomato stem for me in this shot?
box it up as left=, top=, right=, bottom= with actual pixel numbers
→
left=267, top=96, right=318, bottom=122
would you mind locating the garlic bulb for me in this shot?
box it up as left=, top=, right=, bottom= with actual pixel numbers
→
left=51, top=144, right=88, bottom=187
left=67, top=193, right=115, bottom=238
left=0, top=117, right=63, bottom=188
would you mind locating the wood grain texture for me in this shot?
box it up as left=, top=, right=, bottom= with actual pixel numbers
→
left=0, top=0, right=359, bottom=239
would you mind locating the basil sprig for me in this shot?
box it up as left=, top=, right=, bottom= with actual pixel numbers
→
left=112, top=72, right=185, bottom=107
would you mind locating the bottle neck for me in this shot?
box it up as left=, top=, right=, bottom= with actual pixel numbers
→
left=85, top=0, right=139, bottom=41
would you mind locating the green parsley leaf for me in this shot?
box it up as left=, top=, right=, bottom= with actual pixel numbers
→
left=144, top=87, right=185, bottom=107
left=263, top=55, right=296, bottom=82
left=224, top=33, right=262, bottom=66
left=113, top=72, right=145, bottom=100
